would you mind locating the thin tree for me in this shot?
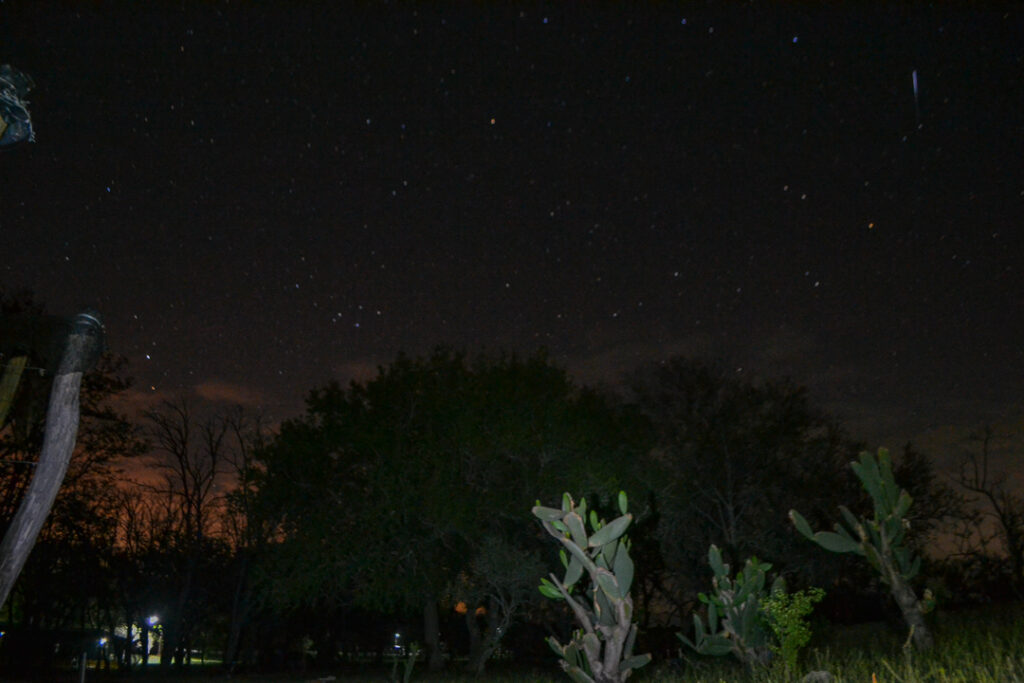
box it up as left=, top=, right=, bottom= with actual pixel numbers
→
left=956, top=426, right=1024, bottom=598
left=221, top=406, right=271, bottom=673
left=144, top=397, right=231, bottom=669
left=110, top=487, right=178, bottom=670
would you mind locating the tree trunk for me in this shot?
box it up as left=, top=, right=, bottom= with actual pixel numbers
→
left=0, top=312, right=103, bottom=610
left=224, top=553, right=251, bottom=673
left=465, top=598, right=503, bottom=675
left=164, top=551, right=198, bottom=670
left=423, top=596, right=444, bottom=671
left=890, top=574, right=933, bottom=651
left=464, top=608, right=482, bottom=673
left=159, top=620, right=173, bottom=668
left=140, top=621, right=150, bottom=669
left=0, top=355, right=27, bottom=426
left=1006, top=530, right=1024, bottom=599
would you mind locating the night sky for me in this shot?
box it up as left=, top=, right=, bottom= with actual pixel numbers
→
left=3, top=3, right=1023, bottom=467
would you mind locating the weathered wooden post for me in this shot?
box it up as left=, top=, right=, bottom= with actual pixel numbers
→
left=0, top=310, right=105, bottom=609
left=0, top=354, right=28, bottom=426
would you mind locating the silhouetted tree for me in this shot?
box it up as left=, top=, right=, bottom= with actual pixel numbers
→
left=254, top=348, right=643, bottom=671
left=109, top=486, right=177, bottom=670
left=956, top=426, right=1024, bottom=598
left=629, top=358, right=861, bottom=597
left=451, top=534, right=546, bottom=674
left=891, top=442, right=970, bottom=555
left=221, top=407, right=272, bottom=673
left=143, top=397, right=233, bottom=670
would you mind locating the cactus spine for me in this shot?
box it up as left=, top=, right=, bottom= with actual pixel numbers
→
left=532, top=491, right=651, bottom=683
left=678, top=544, right=782, bottom=669
left=789, top=448, right=934, bottom=651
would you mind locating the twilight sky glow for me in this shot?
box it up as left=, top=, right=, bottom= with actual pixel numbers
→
left=3, top=3, right=1023, bottom=467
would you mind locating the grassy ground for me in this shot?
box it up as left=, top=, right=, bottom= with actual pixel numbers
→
left=21, top=602, right=1024, bottom=682
left=649, top=601, right=1024, bottom=683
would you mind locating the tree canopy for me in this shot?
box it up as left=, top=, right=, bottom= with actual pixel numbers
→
left=629, top=358, right=863, bottom=592
left=253, top=347, right=646, bottom=669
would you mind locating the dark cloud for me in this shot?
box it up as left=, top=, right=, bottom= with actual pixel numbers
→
left=193, top=381, right=265, bottom=408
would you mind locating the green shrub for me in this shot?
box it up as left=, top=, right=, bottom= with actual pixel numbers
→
left=761, top=586, right=825, bottom=672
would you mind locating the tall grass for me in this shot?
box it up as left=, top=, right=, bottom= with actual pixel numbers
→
left=648, top=602, right=1024, bottom=683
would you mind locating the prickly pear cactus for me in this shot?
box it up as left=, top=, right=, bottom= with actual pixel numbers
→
left=678, top=544, right=783, bottom=669
left=789, top=448, right=934, bottom=651
left=532, top=491, right=651, bottom=683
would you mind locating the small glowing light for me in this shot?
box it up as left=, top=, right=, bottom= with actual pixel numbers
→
left=868, top=222, right=874, bottom=229
left=148, top=615, right=159, bottom=626
left=490, top=117, right=495, bottom=125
